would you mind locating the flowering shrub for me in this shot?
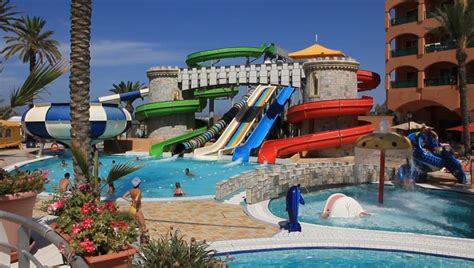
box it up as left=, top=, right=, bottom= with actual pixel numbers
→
left=54, top=185, right=138, bottom=256
left=0, top=168, right=46, bottom=195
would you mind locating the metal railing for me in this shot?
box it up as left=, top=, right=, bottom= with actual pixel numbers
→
left=0, top=210, right=88, bottom=268
left=425, top=41, right=456, bottom=53
left=426, top=10, right=438, bottom=19
left=467, top=75, right=474, bottom=84
left=424, top=76, right=457, bottom=86
left=391, top=47, right=417, bottom=57
left=390, top=80, right=417, bottom=88
left=390, top=14, right=417, bottom=26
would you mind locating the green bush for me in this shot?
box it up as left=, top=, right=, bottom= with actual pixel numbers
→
left=134, top=229, right=226, bottom=268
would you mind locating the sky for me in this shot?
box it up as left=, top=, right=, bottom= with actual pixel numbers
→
left=0, top=0, right=385, bottom=116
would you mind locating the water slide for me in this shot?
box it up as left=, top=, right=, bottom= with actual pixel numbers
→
left=186, top=43, right=282, bottom=67
left=135, top=99, right=205, bottom=121
left=232, top=86, right=295, bottom=161
left=194, top=85, right=277, bottom=157
left=149, top=126, right=207, bottom=157
left=407, top=132, right=466, bottom=184
left=256, top=70, right=380, bottom=164
left=98, top=88, right=149, bottom=103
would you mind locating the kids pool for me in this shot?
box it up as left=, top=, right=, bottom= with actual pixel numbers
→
left=269, top=184, right=474, bottom=238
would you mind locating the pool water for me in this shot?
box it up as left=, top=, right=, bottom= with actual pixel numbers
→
left=19, top=155, right=258, bottom=198
left=222, top=248, right=474, bottom=267
left=269, top=184, right=474, bottom=238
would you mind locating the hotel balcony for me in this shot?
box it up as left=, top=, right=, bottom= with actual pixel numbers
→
left=391, top=80, right=417, bottom=88
left=425, top=41, right=456, bottom=53
left=424, top=76, right=457, bottom=87
left=390, top=14, right=417, bottom=26
left=391, top=47, right=417, bottom=57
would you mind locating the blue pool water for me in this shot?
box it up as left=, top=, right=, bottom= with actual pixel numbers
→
left=223, top=248, right=474, bottom=267
left=269, top=184, right=474, bottom=238
left=18, top=155, right=258, bottom=198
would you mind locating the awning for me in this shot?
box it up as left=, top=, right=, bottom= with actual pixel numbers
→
left=288, top=44, right=345, bottom=59
left=446, top=123, right=474, bottom=132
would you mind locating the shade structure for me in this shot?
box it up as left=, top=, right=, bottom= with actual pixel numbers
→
left=446, top=123, right=474, bottom=132
left=391, top=121, right=429, bottom=130
left=288, top=44, right=345, bottom=59
left=355, top=132, right=412, bottom=151
left=22, top=102, right=132, bottom=145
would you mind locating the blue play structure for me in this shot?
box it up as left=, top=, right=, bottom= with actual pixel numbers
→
left=397, top=160, right=418, bottom=182
left=407, top=132, right=466, bottom=184
left=285, top=184, right=305, bottom=232
left=233, top=86, right=295, bottom=162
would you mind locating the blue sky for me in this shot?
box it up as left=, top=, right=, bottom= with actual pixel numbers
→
left=0, top=0, right=385, bottom=115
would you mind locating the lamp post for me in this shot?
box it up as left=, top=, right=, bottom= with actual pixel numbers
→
left=407, top=112, right=413, bottom=132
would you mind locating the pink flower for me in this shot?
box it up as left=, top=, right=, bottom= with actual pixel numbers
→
left=80, top=202, right=94, bottom=215
left=58, top=243, right=66, bottom=255
left=72, top=223, right=82, bottom=234
left=42, top=170, right=49, bottom=178
left=47, top=199, right=65, bottom=214
left=82, top=217, right=94, bottom=229
left=95, top=205, right=103, bottom=214
left=78, top=184, right=91, bottom=193
left=104, top=201, right=117, bottom=213
left=79, top=238, right=96, bottom=254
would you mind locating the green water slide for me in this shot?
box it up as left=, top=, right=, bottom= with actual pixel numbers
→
left=186, top=43, right=277, bottom=67
left=149, top=126, right=207, bottom=157
left=135, top=99, right=205, bottom=121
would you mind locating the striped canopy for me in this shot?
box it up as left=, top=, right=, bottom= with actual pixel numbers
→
left=22, top=103, right=132, bottom=145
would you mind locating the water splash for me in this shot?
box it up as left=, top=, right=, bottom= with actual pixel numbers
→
left=154, top=154, right=179, bottom=163
left=379, top=119, right=389, bottom=133
left=224, top=158, right=243, bottom=167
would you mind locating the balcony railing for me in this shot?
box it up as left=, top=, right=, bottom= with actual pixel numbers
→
left=391, top=47, right=417, bottom=57
left=390, top=14, right=417, bottom=26
left=391, top=80, right=418, bottom=88
left=424, top=76, right=457, bottom=86
left=468, top=75, right=474, bottom=84
left=426, top=10, right=438, bottom=19
left=425, top=41, right=456, bottom=53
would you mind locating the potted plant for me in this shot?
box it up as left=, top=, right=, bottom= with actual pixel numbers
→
left=0, top=167, right=47, bottom=261
left=134, top=229, right=227, bottom=267
left=45, top=146, right=143, bottom=268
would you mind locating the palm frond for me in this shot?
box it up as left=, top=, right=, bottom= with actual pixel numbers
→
left=104, top=161, right=143, bottom=185
left=0, top=0, right=18, bottom=32
left=10, top=61, right=68, bottom=108
left=69, top=143, right=91, bottom=179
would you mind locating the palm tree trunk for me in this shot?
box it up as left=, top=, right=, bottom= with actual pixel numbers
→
left=69, top=0, right=92, bottom=184
left=457, top=49, right=471, bottom=156
left=28, top=49, right=36, bottom=73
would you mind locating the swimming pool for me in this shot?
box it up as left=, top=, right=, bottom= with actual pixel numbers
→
left=18, top=155, right=258, bottom=198
left=269, top=184, right=474, bottom=238
left=221, top=248, right=474, bottom=267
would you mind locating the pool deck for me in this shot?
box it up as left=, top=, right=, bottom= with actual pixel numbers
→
left=209, top=199, right=474, bottom=260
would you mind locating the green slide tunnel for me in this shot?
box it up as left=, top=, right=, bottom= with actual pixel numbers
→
left=149, top=126, right=207, bottom=157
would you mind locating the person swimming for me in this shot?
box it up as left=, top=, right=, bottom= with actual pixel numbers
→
left=174, top=182, right=185, bottom=197
left=60, top=160, right=67, bottom=167
left=185, top=168, right=194, bottom=177
left=59, top=173, right=72, bottom=194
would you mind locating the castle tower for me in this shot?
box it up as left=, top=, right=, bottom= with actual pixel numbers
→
left=145, top=66, right=194, bottom=139
left=289, top=44, right=360, bottom=157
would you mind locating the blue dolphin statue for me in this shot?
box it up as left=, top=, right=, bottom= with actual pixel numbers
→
left=285, top=184, right=305, bottom=232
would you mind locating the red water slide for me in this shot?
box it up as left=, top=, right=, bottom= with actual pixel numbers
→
left=257, top=70, right=380, bottom=164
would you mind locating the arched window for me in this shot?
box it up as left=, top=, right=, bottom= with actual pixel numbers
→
left=311, top=73, right=319, bottom=97
left=5, top=128, right=11, bottom=138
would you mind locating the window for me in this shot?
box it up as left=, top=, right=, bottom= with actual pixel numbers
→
left=311, top=73, right=319, bottom=97
left=5, top=128, right=11, bottom=138
left=406, top=72, right=416, bottom=81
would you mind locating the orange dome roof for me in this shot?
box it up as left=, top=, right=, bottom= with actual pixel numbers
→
left=288, top=44, right=345, bottom=59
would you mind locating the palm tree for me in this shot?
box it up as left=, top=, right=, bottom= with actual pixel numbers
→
left=109, top=81, right=145, bottom=114
left=0, top=0, right=17, bottom=32
left=435, top=0, right=474, bottom=155
left=69, top=0, right=92, bottom=185
left=2, top=16, right=61, bottom=72
left=0, top=62, right=68, bottom=120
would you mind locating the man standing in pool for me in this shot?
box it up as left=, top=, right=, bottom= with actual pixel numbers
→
left=285, top=184, right=305, bottom=232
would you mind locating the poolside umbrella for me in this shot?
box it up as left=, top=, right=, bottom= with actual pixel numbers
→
left=446, top=123, right=474, bottom=132
left=391, top=121, right=428, bottom=130
left=355, top=131, right=412, bottom=204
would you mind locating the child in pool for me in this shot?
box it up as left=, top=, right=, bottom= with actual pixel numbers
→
left=174, top=182, right=185, bottom=197
left=185, top=168, right=194, bottom=177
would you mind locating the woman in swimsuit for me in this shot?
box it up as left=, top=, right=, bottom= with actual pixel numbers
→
left=122, top=177, right=148, bottom=232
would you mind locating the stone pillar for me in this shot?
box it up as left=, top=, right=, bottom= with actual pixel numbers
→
left=146, top=66, right=193, bottom=139
left=301, top=57, right=360, bottom=157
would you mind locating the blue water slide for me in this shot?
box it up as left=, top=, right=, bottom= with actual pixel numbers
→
left=233, top=86, right=295, bottom=161
left=407, top=132, right=466, bottom=184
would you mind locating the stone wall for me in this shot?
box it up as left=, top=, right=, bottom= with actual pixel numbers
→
left=215, top=161, right=396, bottom=204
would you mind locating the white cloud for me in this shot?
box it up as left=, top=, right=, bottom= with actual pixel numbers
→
left=59, top=40, right=183, bottom=67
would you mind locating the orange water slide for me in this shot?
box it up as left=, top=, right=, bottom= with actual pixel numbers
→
left=257, top=70, right=380, bottom=164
